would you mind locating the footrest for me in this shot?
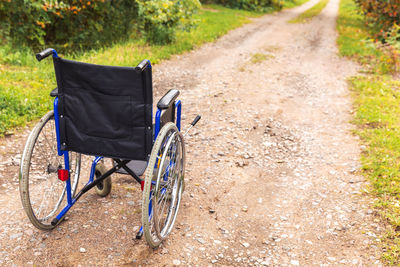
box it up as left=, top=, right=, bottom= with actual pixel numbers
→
left=116, top=160, right=148, bottom=176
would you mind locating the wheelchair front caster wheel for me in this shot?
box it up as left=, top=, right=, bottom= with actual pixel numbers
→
left=95, top=162, right=112, bottom=197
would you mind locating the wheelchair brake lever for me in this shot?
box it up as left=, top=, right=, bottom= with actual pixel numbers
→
left=183, top=115, right=201, bottom=137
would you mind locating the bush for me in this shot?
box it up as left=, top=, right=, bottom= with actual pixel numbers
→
left=1, top=0, right=137, bottom=50
left=1, top=0, right=200, bottom=50
left=136, top=0, right=201, bottom=44
left=199, top=0, right=282, bottom=12
left=355, top=0, right=400, bottom=41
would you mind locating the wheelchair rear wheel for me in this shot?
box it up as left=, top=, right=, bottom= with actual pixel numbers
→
left=19, top=110, right=81, bottom=230
left=142, top=122, right=185, bottom=248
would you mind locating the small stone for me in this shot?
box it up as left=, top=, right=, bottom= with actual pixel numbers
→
left=10, top=233, right=22, bottom=240
left=242, top=206, right=248, bottom=212
left=80, top=247, right=86, bottom=253
left=197, top=238, right=206, bottom=244
left=214, top=240, right=222, bottom=245
left=242, top=242, right=250, bottom=248
left=290, top=260, right=299, bottom=266
left=327, top=257, right=336, bottom=261
left=209, top=209, right=215, bottom=214
left=173, top=259, right=181, bottom=266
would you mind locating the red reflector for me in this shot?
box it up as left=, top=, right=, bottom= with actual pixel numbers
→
left=141, top=180, right=145, bottom=191
left=58, top=169, right=69, bottom=182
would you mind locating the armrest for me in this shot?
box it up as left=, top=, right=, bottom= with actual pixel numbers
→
left=157, top=89, right=180, bottom=110
left=50, top=87, right=58, bottom=97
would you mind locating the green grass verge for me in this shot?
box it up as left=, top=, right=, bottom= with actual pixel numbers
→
left=336, top=0, right=391, bottom=74
left=289, top=0, right=329, bottom=23
left=337, top=0, right=400, bottom=264
left=0, top=5, right=262, bottom=135
left=283, top=0, right=310, bottom=9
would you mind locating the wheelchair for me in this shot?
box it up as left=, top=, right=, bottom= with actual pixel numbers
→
left=19, top=48, right=200, bottom=248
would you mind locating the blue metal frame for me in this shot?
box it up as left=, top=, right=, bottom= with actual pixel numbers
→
left=175, top=100, right=181, bottom=131
left=53, top=98, right=62, bottom=156
left=51, top=49, right=59, bottom=58
left=89, top=156, right=103, bottom=184
left=155, top=109, right=161, bottom=141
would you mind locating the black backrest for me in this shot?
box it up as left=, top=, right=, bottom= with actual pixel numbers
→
left=53, top=57, right=153, bottom=161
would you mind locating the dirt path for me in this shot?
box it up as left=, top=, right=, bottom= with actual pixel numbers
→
left=0, top=0, right=384, bottom=266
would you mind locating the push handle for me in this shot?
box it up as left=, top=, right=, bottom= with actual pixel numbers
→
left=191, top=115, right=201, bottom=126
left=135, top=59, right=150, bottom=73
left=36, top=48, right=55, bottom=62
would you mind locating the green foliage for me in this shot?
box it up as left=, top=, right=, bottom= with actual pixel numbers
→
left=1, top=0, right=201, bottom=49
left=289, top=0, right=329, bottom=23
left=353, top=1, right=400, bottom=74
left=136, top=0, right=201, bottom=44
left=200, top=0, right=282, bottom=12
left=355, top=0, right=400, bottom=41
left=1, top=0, right=138, bottom=50
left=337, top=0, right=393, bottom=74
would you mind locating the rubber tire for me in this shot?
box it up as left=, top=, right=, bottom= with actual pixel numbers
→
left=142, top=122, right=185, bottom=248
left=95, top=162, right=112, bottom=197
left=19, top=110, right=81, bottom=230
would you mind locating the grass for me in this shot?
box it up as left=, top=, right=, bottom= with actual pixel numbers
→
left=289, top=0, right=329, bottom=23
left=0, top=5, right=263, bottom=135
left=336, top=0, right=391, bottom=74
left=250, top=53, right=274, bottom=64
left=337, top=0, right=400, bottom=264
left=283, top=0, right=310, bottom=9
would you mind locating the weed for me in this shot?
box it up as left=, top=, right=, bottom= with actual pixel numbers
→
left=289, top=0, right=329, bottom=23
left=250, top=53, right=274, bottom=64
left=263, top=45, right=282, bottom=52
left=282, top=0, right=310, bottom=9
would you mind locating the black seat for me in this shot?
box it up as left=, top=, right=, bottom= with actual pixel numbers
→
left=53, top=58, right=153, bottom=161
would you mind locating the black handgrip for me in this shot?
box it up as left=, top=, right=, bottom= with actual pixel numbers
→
left=191, top=115, right=201, bottom=126
left=135, top=59, right=150, bottom=73
left=36, top=48, right=55, bottom=62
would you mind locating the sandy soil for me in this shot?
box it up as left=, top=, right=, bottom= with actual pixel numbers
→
left=0, top=0, right=385, bottom=266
